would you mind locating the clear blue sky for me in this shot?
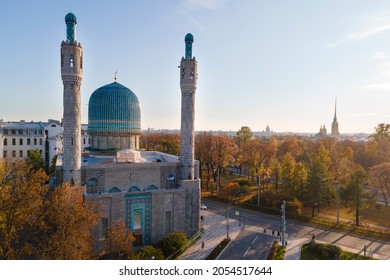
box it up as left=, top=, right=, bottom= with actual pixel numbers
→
left=2, top=0, right=390, bottom=134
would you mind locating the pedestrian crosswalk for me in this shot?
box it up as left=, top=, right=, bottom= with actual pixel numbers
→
left=244, top=225, right=288, bottom=238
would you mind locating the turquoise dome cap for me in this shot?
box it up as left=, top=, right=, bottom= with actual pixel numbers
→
left=185, top=33, right=194, bottom=43
left=65, top=13, right=77, bottom=24
left=88, top=82, right=141, bottom=135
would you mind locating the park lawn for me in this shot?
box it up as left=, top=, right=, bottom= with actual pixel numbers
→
left=302, top=204, right=390, bottom=228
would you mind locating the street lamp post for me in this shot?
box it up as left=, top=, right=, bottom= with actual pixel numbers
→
left=336, top=184, right=340, bottom=226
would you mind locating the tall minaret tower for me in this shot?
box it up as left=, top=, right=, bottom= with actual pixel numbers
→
left=61, top=13, right=83, bottom=186
left=331, top=97, right=340, bottom=138
left=180, top=33, right=198, bottom=180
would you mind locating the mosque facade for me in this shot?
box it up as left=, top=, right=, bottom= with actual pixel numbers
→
left=56, top=13, right=200, bottom=248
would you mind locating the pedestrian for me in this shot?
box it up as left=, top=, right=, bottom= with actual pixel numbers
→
left=201, top=241, right=205, bottom=249
left=200, top=215, right=204, bottom=221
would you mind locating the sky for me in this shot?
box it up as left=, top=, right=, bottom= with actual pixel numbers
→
left=2, top=0, right=390, bottom=134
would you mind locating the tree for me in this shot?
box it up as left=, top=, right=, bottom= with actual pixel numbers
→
left=0, top=159, right=48, bottom=259
left=26, top=148, right=45, bottom=172
left=131, top=245, right=165, bottom=260
left=304, top=144, right=333, bottom=217
left=48, top=154, right=58, bottom=177
left=370, top=123, right=390, bottom=141
left=158, top=232, right=189, bottom=259
left=369, top=163, right=390, bottom=207
left=342, top=167, right=376, bottom=226
left=105, top=219, right=135, bottom=259
left=235, top=126, right=253, bottom=148
left=39, top=184, right=99, bottom=259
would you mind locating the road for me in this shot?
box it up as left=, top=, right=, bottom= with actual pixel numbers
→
left=203, top=198, right=390, bottom=260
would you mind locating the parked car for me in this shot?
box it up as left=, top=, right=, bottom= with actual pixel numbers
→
left=200, top=204, right=207, bottom=210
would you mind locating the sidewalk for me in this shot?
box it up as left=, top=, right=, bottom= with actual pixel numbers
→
left=179, top=210, right=243, bottom=260
left=284, top=238, right=308, bottom=260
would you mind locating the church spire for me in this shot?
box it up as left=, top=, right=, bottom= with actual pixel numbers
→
left=331, top=97, right=340, bottom=138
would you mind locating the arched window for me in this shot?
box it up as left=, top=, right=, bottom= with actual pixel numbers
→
left=128, top=186, right=141, bottom=192
left=108, top=187, right=121, bottom=193
left=146, top=185, right=158, bottom=191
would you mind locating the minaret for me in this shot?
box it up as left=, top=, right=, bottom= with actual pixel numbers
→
left=180, top=33, right=197, bottom=180
left=61, top=13, right=83, bottom=186
left=331, top=97, right=340, bottom=138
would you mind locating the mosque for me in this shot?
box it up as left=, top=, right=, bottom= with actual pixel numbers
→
left=55, top=13, right=200, bottom=248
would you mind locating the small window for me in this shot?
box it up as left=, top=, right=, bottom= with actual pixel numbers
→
left=27, top=138, right=31, bottom=145
left=12, top=151, right=16, bottom=158
left=71, top=137, right=74, bottom=146
left=11, top=129, right=16, bottom=135
left=19, top=139, right=23, bottom=145
left=34, top=138, right=37, bottom=145
left=19, top=150, right=23, bottom=157
left=3, top=138, right=7, bottom=146
left=3, top=129, right=8, bottom=135
left=18, top=129, right=23, bottom=135
left=70, top=54, right=74, bottom=68
left=27, top=150, right=30, bottom=157
left=3, top=151, right=7, bottom=158
left=39, top=138, right=42, bottom=145
left=12, top=138, right=16, bottom=145
left=83, top=138, right=86, bottom=145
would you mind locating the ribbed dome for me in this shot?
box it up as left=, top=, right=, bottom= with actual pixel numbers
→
left=88, top=82, right=141, bottom=135
left=65, top=13, right=77, bottom=24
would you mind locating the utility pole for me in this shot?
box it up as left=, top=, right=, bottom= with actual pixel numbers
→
left=281, top=200, right=286, bottom=248
left=257, top=174, right=260, bottom=206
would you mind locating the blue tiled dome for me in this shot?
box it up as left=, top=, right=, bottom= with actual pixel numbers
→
left=88, top=82, right=141, bottom=135
left=65, top=13, right=77, bottom=24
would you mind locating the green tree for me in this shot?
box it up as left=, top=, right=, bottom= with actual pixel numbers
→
left=342, top=167, right=376, bottom=226
left=26, top=148, right=45, bottom=172
left=131, top=245, right=165, bottom=260
left=235, top=126, right=253, bottom=148
left=370, top=123, right=390, bottom=141
left=304, top=144, right=333, bottom=217
left=48, top=154, right=58, bottom=177
left=158, top=232, right=189, bottom=259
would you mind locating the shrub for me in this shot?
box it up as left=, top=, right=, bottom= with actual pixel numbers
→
left=206, top=238, right=230, bottom=260
left=307, top=241, right=341, bottom=259
left=235, top=178, right=250, bottom=187
left=158, top=232, right=189, bottom=259
left=131, top=245, right=165, bottom=260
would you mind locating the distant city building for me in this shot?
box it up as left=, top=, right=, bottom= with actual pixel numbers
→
left=0, top=119, right=90, bottom=169
left=331, top=98, right=340, bottom=138
left=55, top=14, right=200, bottom=248
left=315, top=125, right=327, bottom=139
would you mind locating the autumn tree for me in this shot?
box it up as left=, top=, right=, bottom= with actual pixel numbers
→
left=195, top=132, right=214, bottom=191
left=0, top=159, right=99, bottom=260
left=0, top=159, right=48, bottom=259
left=369, top=163, right=390, bottom=207
left=104, top=219, right=135, bottom=259
left=342, top=167, right=376, bottom=226
left=38, top=184, right=99, bottom=260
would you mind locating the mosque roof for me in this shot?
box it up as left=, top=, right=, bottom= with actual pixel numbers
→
left=88, top=82, right=141, bottom=135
